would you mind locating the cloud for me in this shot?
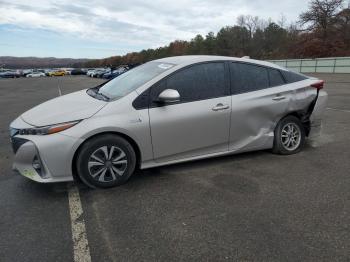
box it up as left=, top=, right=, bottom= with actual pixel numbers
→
left=0, top=0, right=307, bottom=55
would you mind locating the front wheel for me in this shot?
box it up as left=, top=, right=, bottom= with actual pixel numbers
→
left=76, top=135, right=136, bottom=188
left=272, top=116, right=305, bottom=155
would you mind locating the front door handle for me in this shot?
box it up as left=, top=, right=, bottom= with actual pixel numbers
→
left=272, top=95, right=286, bottom=101
left=212, top=103, right=230, bottom=111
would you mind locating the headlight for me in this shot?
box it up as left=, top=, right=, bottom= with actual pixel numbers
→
left=18, top=121, right=80, bottom=135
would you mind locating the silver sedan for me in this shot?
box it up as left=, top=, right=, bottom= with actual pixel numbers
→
left=9, top=56, right=328, bottom=188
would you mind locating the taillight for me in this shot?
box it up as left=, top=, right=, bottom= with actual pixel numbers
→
left=311, top=80, right=324, bottom=90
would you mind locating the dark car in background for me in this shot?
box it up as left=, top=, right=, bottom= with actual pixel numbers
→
left=0, top=70, right=21, bottom=78
left=70, top=69, right=87, bottom=75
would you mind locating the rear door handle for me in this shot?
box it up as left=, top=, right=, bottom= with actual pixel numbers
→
left=272, top=95, right=286, bottom=101
left=212, top=103, right=230, bottom=111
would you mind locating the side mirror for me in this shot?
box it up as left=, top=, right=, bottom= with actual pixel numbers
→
left=157, top=89, right=180, bottom=104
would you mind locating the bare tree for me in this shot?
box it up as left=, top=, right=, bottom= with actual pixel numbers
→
left=278, top=13, right=287, bottom=28
left=236, top=15, right=260, bottom=37
left=236, top=15, right=246, bottom=27
left=299, top=0, right=344, bottom=39
left=336, top=4, right=350, bottom=48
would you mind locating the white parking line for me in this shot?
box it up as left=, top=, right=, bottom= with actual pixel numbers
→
left=68, top=184, right=92, bottom=262
left=327, top=107, right=350, bottom=113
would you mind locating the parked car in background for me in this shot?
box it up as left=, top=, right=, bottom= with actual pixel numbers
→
left=92, top=68, right=110, bottom=78
left=22, top=69, right=33, bottom=77
left=91, top=69, right=102, bottom=78
left=89, top=70, right=97, bottom=77
left=9, top=56, right=328, bottom=188
left=0, top=70, right=21, bottom=78
left=102, top=71, right=116, bottom=79
left=64, top=69, right=73, bottom=75
left=44, top=69, right=53, bottom=76
left=71, top=69, right=86, bottom=75
left=26, top=72, right=46, bottom=78
left=102, top=67, right=129, bottom=79
left=86, top=69, right=96, bottom=77
left=48, top=70, right=66, bottom=77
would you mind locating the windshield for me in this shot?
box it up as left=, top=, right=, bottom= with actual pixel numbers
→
left=98, top=62, right=175, bottom=100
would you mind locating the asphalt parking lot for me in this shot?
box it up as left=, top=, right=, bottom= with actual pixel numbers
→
left=0, top=74, right=349, bottom=262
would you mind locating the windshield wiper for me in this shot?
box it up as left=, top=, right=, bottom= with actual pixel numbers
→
left=87, top=88, right=110, bottom=101
left=96, top=91, right=110, bottom=101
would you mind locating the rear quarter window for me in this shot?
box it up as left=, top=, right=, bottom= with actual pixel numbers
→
left=281, top=70, right=308, bottom=83
left=268, top=69, right=285, bottom=87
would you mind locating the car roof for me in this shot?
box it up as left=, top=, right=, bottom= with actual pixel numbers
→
left=154, top=55, right=286, bottom=71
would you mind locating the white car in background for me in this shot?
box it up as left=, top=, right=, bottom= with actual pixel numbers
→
left=26, top=72, right=46, bottom=78
left=86, top=69, right=95, bottom=77
left=64, top=69, right=72, bottom=75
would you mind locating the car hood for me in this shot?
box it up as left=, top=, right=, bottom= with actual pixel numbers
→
left=21, top=89, right=107, bottom=126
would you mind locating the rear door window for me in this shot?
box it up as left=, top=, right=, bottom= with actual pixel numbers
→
left=230, top=62, right=269, bottom=94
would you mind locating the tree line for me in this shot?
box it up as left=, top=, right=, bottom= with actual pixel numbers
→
left=78, top=0, right=350, bottom=68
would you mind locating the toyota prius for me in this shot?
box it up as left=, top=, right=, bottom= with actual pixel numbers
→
left=9, top=56, right=328, bottom=188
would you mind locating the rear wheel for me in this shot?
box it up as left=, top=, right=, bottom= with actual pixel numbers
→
left=76, top=135, right=136, bottom=188
left=273, top=116, right=305, bottom=155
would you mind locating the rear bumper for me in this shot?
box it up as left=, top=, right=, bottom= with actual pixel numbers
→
left=309, top=90, right=328, bottom=138
left=308, top=120, right=322, bottom=138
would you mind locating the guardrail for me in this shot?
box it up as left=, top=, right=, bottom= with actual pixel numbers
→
left=268, top=57, right=350, bottom=74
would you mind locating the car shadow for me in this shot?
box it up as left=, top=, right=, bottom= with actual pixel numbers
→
left=77, top=149, right=273, bottom=191
left=20, top=141, right=319, bottom=193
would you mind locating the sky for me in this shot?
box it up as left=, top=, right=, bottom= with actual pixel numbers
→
left=0, top=0, right=308, bottom=59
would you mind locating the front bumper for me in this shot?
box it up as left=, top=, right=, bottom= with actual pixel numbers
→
left=12, top=138, right=54, bottom=183
left=10, top=118, right=82, bottom=183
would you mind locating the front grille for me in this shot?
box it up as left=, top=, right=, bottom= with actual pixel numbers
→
left=11, top=137, right=29, bottom=154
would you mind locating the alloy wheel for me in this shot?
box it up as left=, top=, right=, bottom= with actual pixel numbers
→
left=88, top=146, right=128, bottom=183
left=280, top=123, right=301, bottom=151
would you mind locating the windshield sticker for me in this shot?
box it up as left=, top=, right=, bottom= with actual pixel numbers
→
left=158, top=63, right=174, bottom=70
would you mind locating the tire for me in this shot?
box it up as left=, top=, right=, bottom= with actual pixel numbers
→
left=76, top=134, right=136, bottom=188
left=272, top=115, right=305, bottom=155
